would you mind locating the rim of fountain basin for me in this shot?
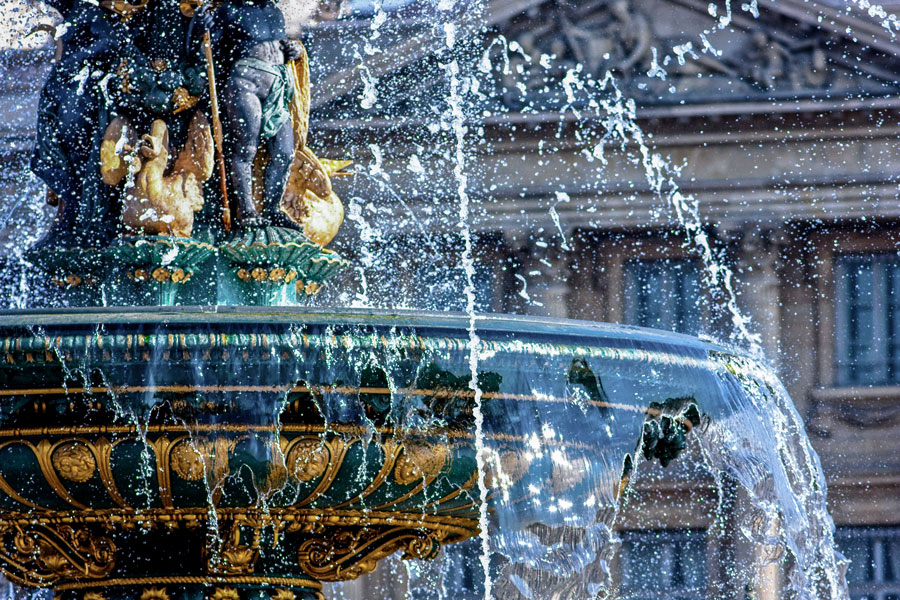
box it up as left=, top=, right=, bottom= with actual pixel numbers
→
left=0, top=305, right=744, bottom=356
left=0, top=306, right=772, bottom=389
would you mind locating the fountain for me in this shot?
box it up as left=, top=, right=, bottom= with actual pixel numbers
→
left=0, top=1, right=850, bottom=599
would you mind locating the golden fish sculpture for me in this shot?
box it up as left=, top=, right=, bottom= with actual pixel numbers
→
left=101, top=111, right=214, bottom=238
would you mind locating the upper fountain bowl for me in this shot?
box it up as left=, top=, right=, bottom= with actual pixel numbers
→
left=0, top=306, right=748, bottom=600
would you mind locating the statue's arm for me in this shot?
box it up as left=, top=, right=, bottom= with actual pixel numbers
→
left=280, top=39, right=304, bottom=62
left=195, top=4, right=228, bottom=45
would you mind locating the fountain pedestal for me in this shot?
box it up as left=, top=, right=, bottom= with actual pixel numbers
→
left=18, top=230, right=349, bottom=308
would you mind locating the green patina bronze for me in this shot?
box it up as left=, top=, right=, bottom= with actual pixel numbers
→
left=17, top=230, right=349, bottom=308
left=0, top=305, right=719, bottom=600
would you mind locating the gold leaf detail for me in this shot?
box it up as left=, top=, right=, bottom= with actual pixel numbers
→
left=84, top=593, right=107, bottom=600
left=140, top=588, right=170, bottom=600
left=172, top=87, right=199, bottom=114
left=51, top=442, right=96, bottom=483
left=394, top=443, right=448, bottom=486
left=287, top=439, right=329, bottom=482
left=210, top=587, right=240, bottom=600
left=271, top=590, right=295, bottom=600
left=151, top=267, right=171, bottom=283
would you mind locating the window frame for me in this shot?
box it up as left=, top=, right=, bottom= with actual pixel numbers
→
left=623, top=256, right=704, bottom=336
left=832, top=252, right=900, bottom=386
left=592, top=235, right=711, bottom=329
left=835, top=525, right=900, bottom=600
left=618, top=527, right=709, bottom=599
left=811, top=229, right=900, bottom=390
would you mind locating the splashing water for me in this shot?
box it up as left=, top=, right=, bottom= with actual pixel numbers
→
left=442, top=21, right=493, bottom=600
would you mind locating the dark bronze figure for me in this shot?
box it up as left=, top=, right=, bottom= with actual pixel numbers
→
left=201, top=0, right=306, bottom=230
left=30, top=1, right=133, bottom=247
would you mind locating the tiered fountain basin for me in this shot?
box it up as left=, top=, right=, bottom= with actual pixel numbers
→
left=0, top=307, right=745, bottom=600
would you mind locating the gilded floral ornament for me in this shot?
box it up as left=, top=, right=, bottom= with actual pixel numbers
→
left=270, top=589, right=295, bottom=600
left=140, top=588, right=170, bottom=600
left=51, top=442, right=97, bottom=483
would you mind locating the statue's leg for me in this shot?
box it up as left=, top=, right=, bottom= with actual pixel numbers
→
left=222, top=78, right=264, bottom=227
left=30, top=72, right=79, bottom=248
left=260, top=119, right=296, bottom=229
left=31, top=192, right=78, bottom=249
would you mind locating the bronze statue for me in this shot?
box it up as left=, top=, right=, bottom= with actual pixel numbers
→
left=199, top=0, right=331, bottom=232
left=29, top=0, right=347, bottom=258
left=30, top=1, right=134, bottom=248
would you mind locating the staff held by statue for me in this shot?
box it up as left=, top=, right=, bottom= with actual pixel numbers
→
left=192, top=1, right=231, bottom=232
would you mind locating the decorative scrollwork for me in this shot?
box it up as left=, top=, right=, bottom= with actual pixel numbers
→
left=0, top=429, right=477, bottom=592
left=0, top=524, right=115, bottom=585
left=297, top=527, right=442, bottom=581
